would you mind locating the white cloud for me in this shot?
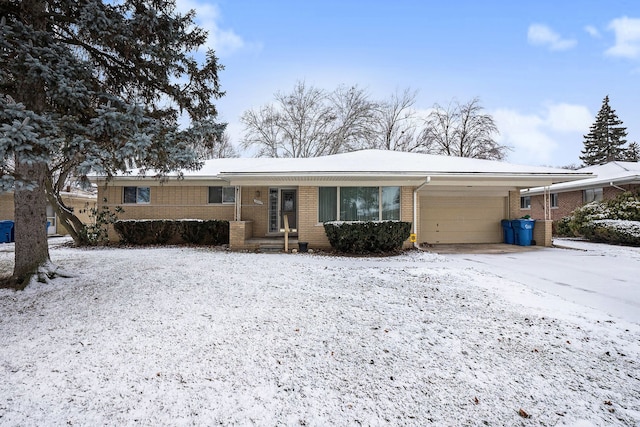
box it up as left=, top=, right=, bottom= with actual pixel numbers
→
left=546, top=104, right=592, bottom=133
left=605, top=16, right=640, bottom=59
left=175, top=0, right=250, bottom=56
left=492, top=103, right=592, bottom=166
left=584, top=25, right=601, bottom=38
left=527, top=24, right=577, bottom=51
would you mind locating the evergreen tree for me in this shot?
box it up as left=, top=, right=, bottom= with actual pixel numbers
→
left=580, top=96, right=628, bottom=166
left=0, top=0, right=225, bottom=289
left=624, top=142, right=639, bottom=162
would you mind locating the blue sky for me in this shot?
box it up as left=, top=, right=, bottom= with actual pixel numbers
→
left=176, top=0, right=640, bottom=167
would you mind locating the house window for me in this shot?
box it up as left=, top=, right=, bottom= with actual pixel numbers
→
left=520, top=196, right=531, bottom=210
left=550, top=193, right=559, bottom=208
left=208, top=186, right=235, bottom=204
left=318, top=186, right=401, bottom=222
left=123, top=186, right=150, bottom=204
left=583, top=188, right=603, bottom=203
left=318, top=187, right=337, bottom=222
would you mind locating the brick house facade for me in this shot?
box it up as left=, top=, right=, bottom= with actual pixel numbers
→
left=93, top=150, right=591, bottom=250
left=519, top=162, right=640, bottom=223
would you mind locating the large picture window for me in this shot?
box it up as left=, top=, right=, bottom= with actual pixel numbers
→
left=123, top=186, right=150, bottom=204
left=208, top=186, right=235, bottom=204
left=319, top=186, right=400, bottom=222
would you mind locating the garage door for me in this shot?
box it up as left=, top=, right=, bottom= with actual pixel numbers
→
left=419, top=196, right=506, bottom=244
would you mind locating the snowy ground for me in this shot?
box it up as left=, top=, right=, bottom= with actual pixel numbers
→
left=0, top=238, right=639, bottom=426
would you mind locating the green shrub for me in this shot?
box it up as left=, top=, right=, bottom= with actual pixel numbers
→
left=323, top=221, right=411, bottom=254
left=79, top=206, right=124, bottom=245
left=114, top=219, right=229, bottom=245
left=553, top=216, right=574, bottom=237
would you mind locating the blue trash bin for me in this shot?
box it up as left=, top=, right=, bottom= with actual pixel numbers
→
left=501, top=219, right=514, bottom=244
left=0, top=220, right=14, bottom=243
left=511, top=219, right=535, bottom=246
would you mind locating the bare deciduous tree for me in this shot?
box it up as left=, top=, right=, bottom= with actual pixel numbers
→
left=195, top=131, right=238, bottom=159
left=240, top=81, right=377, bottom=157
left=369, top=88, right=424, bottom=152
left=421, top=98, right=508, bottom=160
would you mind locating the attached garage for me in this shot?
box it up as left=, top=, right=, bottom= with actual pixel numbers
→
left=419, top=194, right=508, bottom=244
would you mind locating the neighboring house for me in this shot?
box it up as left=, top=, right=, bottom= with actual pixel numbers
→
left=93, top=150, right=591, bottom=250
left=521, top=161, right=640, bottom=221
left=0, top=189, right=97, bottom=236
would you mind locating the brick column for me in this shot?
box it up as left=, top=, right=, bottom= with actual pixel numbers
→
left=229, top=221, right=252, bottom=250
left=533, top=220, right=553, bottom=247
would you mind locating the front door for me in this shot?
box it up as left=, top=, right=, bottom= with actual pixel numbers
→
left=281, top=189, right=297, bottom=231
left=268, top=188, right=297, bottom=233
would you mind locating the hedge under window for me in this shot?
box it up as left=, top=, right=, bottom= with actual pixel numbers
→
left=123, top=186, right=150, bottom=204
left=208, top=186, right=236, bottom=204
left=319, top=186, right=400, bottom=222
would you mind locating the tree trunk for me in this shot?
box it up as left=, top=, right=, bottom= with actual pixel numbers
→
left=45, top=176, right=86, bottom=245
left=12, top=160, right=51, bottom=289
left=7, top=0, right=56, bottom=289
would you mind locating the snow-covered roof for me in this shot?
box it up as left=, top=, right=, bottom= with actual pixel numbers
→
left=100, top=150, right=592, bottom=187
left=524, top=161, right=640, bottom=195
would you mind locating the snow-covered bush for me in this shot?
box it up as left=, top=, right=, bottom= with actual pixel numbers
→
left=323, top=221, right=411, bottom=254
left=559, top=190, right=640, bottom=244
left=580, top=220, right=640, bottom=246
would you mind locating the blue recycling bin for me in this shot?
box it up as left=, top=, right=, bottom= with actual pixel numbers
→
left=0, top=220, right=15, bottom=243
left=511, top=219, right=535, bottom=246
left=501, top=219, right=514, bottom=244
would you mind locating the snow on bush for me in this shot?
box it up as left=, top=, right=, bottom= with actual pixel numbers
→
left=582, top=219, right=640, bottom=246
left=559, top=191, right=640, bottom=245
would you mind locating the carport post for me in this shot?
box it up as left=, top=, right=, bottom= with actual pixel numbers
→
left=413, top=177, right=431, bottom=248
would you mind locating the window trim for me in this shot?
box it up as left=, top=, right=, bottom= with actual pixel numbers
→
left=318, top=186, right=401, bottom=222
left=123, top=186, right=150, bottom=204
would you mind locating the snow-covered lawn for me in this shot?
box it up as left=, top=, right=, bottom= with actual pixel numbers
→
left=1, top=239, right=639, bottom=426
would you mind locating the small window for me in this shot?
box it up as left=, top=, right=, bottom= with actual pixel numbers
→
left=583, top=188, right=603, bottom=203
left=550, top=193, right=559, bottom=208
left=520, top=196, right=531, bottom=210
left=208, top=186, right=235, bottom=204
left=123, top=186, right=150, bottom=204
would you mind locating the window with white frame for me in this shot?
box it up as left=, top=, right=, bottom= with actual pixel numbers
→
left=550, top=193, right=559, bottom=208
left=123, top=186, right=150, bottom=204
left=520, top=196, right=531, bottom=209
left=318, top=186, right=400, bottom=222
left=208, top=186, right=236, bottom=204
left=583, top=188, right=603, bottom=203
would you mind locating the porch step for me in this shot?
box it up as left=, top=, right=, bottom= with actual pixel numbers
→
left=259, top=244, right=285, bottom=253
left=246, top=237, right=298, bottom=253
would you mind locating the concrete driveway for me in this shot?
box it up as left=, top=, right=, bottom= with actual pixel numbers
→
left=430, top=239, right=640, bottom=324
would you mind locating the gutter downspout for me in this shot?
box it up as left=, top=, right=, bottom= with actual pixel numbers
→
left=610, top=182, right=626, bottom=192
left=413, top=177, right=431, bottom=249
